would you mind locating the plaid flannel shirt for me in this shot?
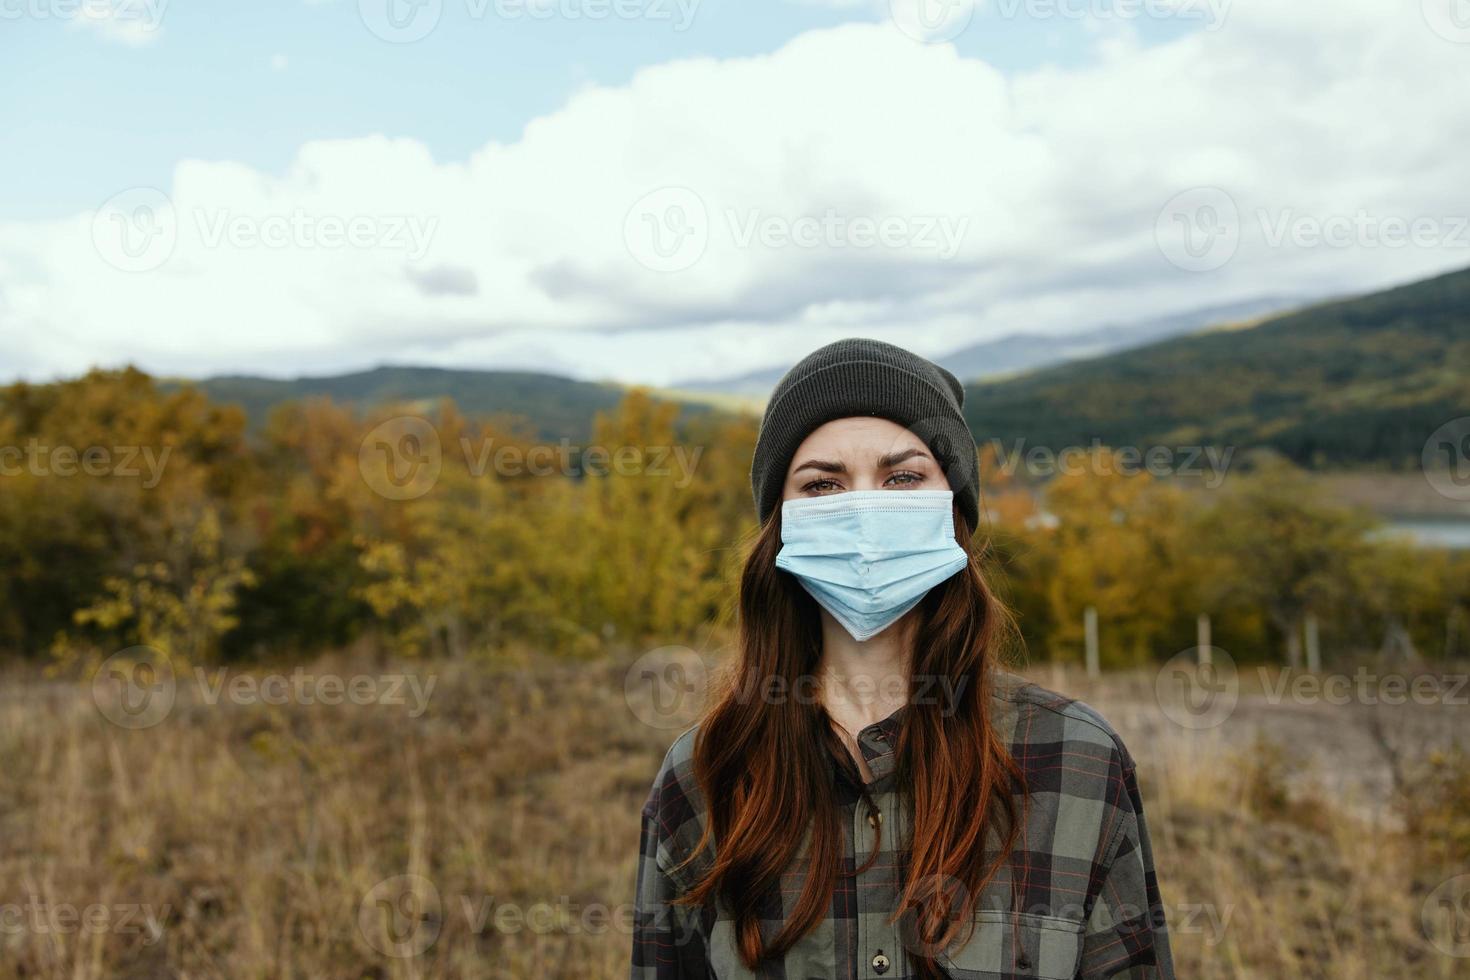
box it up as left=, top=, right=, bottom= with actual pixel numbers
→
left=631, top=674, right=1175, bottom=979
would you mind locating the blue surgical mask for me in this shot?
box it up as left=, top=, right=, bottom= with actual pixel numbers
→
left=775, top=490, right=968, bottom=642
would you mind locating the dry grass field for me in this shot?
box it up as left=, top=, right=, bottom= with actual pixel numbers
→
left=1, top=648, right=1467, bottom=979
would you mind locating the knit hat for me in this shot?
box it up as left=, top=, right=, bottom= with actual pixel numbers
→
left=751, top=338, right=980, bottom=529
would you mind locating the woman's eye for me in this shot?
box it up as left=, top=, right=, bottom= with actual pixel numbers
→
left=802, top=479, right=844, bottom=494
left=884, top=470, right=924, bottom=487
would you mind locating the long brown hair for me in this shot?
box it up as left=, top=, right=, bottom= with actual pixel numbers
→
left=678, top=505, right=1023, bottom=976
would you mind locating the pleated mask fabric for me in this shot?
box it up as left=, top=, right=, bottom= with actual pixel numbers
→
left=775, top=490, right=968, bottom=642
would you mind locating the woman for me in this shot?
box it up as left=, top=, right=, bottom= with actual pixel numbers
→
left=632, top=339, right=1173, bottom=979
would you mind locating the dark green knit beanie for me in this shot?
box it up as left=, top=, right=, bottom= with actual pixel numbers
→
left=751, top=338, right=980, bottom=529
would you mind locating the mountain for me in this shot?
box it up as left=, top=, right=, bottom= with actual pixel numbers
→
left=962, top=265, right=1470, bottom=469
left=172, top=265, right=1465, bottom=469
left=675, top=295, right=1306, bottom=397
left=674, top=364, right=789, bottom=400
left=937, top=295, right=1305, bottom=381
left=181, top=366, right=642, bottom=441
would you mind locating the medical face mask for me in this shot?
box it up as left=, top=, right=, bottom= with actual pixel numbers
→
left=774, top=490, right=969, bottom=642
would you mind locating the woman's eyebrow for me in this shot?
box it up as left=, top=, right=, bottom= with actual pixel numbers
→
left=877, top=448, right=931, bottom=468
left=792, top=458, right=846, bottom=475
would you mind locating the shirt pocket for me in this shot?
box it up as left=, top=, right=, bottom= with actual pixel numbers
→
left=939, top=910, right=1083, bottom=980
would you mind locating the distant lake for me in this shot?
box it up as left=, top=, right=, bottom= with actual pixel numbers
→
left=1378, top=517, right=1470, bottom=549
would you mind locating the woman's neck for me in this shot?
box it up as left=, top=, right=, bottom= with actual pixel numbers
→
left=815, top=610, right=913, bottom=731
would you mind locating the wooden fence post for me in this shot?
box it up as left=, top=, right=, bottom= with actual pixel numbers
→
left=1304, top=613, right=1321, bottom=673
left=1197, top=613, right=1212, bottom=666
left=1380, top=620, right=1419, bottom=663
left=1084, top=606, right=1100, bottom=680
left=1286, top=626, right=1302, bottom=670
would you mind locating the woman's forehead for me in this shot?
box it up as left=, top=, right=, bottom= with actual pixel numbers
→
left=789, top=417, right=926, bottom=461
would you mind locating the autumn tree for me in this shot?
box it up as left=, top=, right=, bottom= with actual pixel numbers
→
left=1200, top=464, right=1375, bottom=667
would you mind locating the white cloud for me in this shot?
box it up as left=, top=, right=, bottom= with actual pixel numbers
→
left=69, top=0, right=168, bottom=45
left=5, top=0, right=1470, bottom=385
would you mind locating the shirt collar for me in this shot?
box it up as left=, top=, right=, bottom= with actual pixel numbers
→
left=853, top=704, right=905, bottom=784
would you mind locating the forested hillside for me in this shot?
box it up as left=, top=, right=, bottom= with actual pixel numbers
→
left=179, top=366, right=647, bottom=442
left=963, top=265, right=1470, bottom=468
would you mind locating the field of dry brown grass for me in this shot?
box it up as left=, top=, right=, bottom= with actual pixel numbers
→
left=2, top=649, right=1467, bottom=979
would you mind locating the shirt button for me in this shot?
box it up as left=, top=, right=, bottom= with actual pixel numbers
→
left=871, top=950, right=890, bottom=974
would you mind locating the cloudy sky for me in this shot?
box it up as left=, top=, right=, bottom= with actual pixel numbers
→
left=2, top=0, right=1469, bottom=386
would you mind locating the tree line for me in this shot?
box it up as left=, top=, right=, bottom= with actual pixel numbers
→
left=1, top=369, right=1465, bottom=669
